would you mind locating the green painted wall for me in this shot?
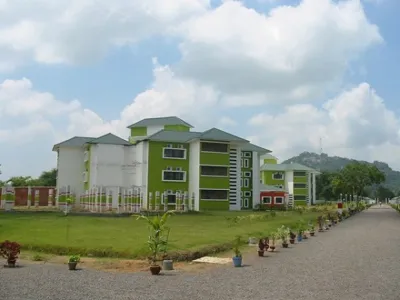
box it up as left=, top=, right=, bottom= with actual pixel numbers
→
left=294, top=188, right=307, bottom=196
left=199, top=176, right=229, bottom=189
left=261, top=170, right=285, bottom=186
left=147, top=141, right=189, bottom=207
left=200, top=200, right=229, bottom=210
left=295, top=200, right=307, bottom=206
left=84, top=145, right=91, bottom=190
left=164, top=125, right=190, bottom=132
left=241, top=151, right=253, bottom=209
left=131, top=127, right=147, bottom=136
left=200, top=151, right=230, bottom=165
left=293, top=175, right=307, bottom=183
left=263, top=158, right=277, bottom=164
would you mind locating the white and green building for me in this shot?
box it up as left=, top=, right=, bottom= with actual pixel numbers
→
left=260, top=154, right=320, bottom=206
left=53, top=116, right=270, bottom=211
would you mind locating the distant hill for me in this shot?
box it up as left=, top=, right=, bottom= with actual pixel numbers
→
left=282, top=152, right=400, bottom=193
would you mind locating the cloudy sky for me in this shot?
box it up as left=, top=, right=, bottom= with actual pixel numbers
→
left=0, top=0, right=399, bottom=178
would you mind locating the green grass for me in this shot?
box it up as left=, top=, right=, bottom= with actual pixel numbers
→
left=0, top=210, right=323, bottom=260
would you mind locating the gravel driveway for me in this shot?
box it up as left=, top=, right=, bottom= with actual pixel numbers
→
left=1, top=205, right=399, bottom=300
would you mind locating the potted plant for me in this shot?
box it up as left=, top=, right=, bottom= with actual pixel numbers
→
left=309, top=225, right=315, bottom=236
left=317, top=216, right=324, bottom=232
left=297, top=223, right=304, bottom=242
left=289, top=231, right=296, bottom=244
left=258, top=238, right=266, bottom=256
left=232, top=235, right=242, bottom=267
left=269, top=232, right=277, bottom=251
left=68, top=255, right=80, bottom=270
left=277, top=225, right=289, bottom=248
left=0, top=240, right=20, bottom=268
left=137, top=210, right=174, bottom=275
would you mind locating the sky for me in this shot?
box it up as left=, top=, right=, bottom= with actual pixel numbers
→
left=0, top=0, right=400, bottom=179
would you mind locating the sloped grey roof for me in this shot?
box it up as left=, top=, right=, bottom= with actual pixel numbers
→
left=88, top=133, right=130, bottom=146
left=196, top=128, right=248, bottom=143
left=147, top=130, right=202, bottom=142
left=260, top=184, right=286, bottom=192
left=52, top=136, right=95, bottom=151
left=242, top=143, right=271, bottom=153
left=127, top=116, right=193, bottom=128
left=260, top=162, right=319, bottom=173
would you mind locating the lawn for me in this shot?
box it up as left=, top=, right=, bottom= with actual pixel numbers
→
left=0, top=210, right=324, bottom=259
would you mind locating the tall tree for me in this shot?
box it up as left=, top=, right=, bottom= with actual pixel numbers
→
left=316, top=171, right=337, bottom=201
left=37, top=168, right=57, bottom=186
left=331, top=162, right=385, bottom=201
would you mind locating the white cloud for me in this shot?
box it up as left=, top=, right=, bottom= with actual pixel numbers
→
left=0, top=0, right=210, bottom=70
left=248, top=83, right=400, bottom=168
left=174, top=0, right=382, bottom=104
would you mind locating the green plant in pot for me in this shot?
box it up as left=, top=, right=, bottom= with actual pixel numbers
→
left=0, top=240, right=21, bottom=268
left=309, top=224, right=315, bottom=236
left=269, top=231, right=278, bottom=251
left=277, top=225, right=290, bottom=248
left=68, top=255, right=80, bottom=270
left=232, top=235, right=242, bottom=267
left=289, top=230, right=296, bottom=244
left=137, top=210, right=174, bottom=275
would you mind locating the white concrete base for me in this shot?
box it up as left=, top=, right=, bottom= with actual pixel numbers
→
left=192, top=256, right=231, bottom=264
left=4, top=201, right=14, bottom=211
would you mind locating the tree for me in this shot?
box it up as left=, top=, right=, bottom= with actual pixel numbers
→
left=2, top=168, right=57, bottom=187
left=37, top=168, right=57, bottom=186
left=376, top=185, right=394, bottom=201
left=316, top=171, right=337, bottom=201
left=331, top=162, right=385, bottom=203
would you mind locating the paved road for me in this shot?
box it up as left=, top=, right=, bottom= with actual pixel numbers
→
left=1, top=205, right=399, bottom=300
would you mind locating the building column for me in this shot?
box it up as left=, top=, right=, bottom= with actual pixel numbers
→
left=312, top=173, right=316, bottom=205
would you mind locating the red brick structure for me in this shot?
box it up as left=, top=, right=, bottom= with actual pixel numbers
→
left=260, top=185, right=287, bottom=208
left=0, top=187, right=56, bottom=206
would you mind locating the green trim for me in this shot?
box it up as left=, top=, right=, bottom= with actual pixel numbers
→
left=164, top=124, right=190, bottom=132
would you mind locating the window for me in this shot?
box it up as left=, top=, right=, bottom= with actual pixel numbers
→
left=275, top=197, right=284, bottom=204
left=243, top=198, right=249, bottom=208
left=243, top=152, right=251, bottom=158
left=162, top=192, right=177, bottom=204
left=243, top=178, right=250, bottom=188
left=162, top=170, right=186, bottom=182
left=294, top=171, right=306, bottom=177
left=243, top=159, right=249, bottom=168
left=294, top=183, right=307, bottom=188
left=244, top=171, right=251, bottom=177
left=244, top=191, right=251, bottom=197
left=201, top=142, right=228, bottom=153
left=272, top=172, right=284, bottom=180
left=200, top=166, right=228, bottom=176
left=262, top=196, right=271, bottom=204
left=163, top=148, right=186, bottom=159
left=294, top=195, right=306, bottom=200
left=200, top=190, right=228, bottom=200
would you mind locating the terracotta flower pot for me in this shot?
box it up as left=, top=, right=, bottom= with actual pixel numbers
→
left=282, top=243, right=289, bottom=248
left=289, top=239, right=295, bottom=244
left=258, top=250, right=264, bottom=257
left=150, top=265, right=161, bottom=275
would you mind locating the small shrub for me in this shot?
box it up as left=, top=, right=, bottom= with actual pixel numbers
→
left=32, top=254, right=44, bottom=261
left=0, top=240, right=21, bottom=264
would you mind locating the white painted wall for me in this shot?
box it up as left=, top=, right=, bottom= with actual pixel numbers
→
left=90, top=144, right=124, bottom=187
left=57, top=147, right=85, bottom=200
left=133, top=141, right=149, bottom=208
left=189, top=140, right=200, bottom=211
left=312, top=173, right=316, bottom=205
left=229, top=146, right=241, bottom=211
left=285, top=171, right=294, bottom=194
left=147, top=125, right=164, bottom=136
left=252, top=151, right=260, bottom=209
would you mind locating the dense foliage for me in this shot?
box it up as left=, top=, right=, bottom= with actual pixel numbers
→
left=0, top=168, right=57, bottom=187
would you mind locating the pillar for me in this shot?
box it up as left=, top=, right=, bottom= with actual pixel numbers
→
left=4, top=184, right=15, bottom=211
left=27, top=186, right=32, bottom=207
left=48, top=189, right=53, bottom=206
left=34, top=190, right=39, bottom=207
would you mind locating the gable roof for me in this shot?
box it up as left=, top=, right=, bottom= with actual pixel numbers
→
left=52, top=136, right=95, bottom=151
left=127, top=116, right=193, bottom=129
left=146, top=130, right=201, bottom=142
left=87, top=133, right=130, bottom=146
left=242, top=143, right=271, bottom=154
left=195, top=128, right=249, bottom=143
left=260, top=162, right=319, bottom=173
